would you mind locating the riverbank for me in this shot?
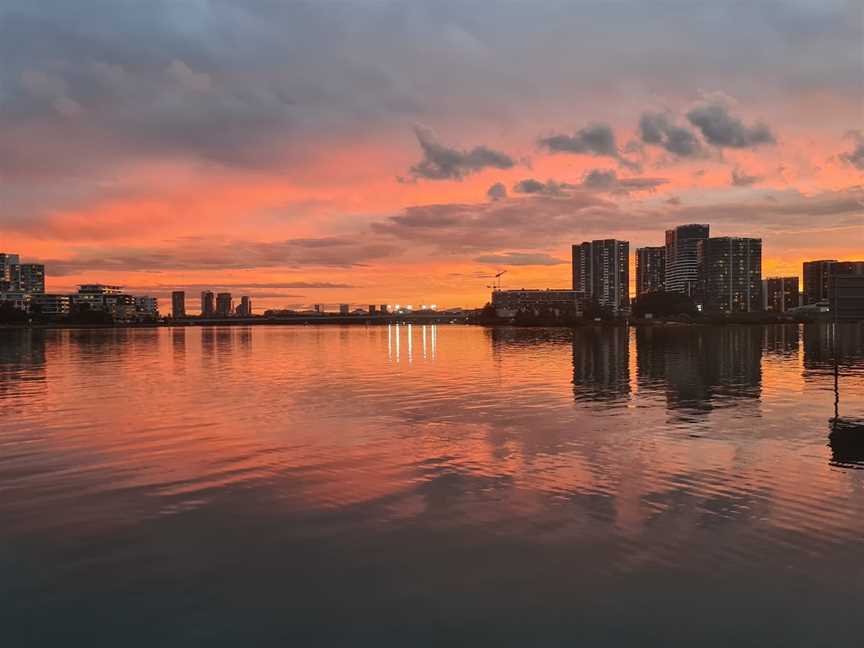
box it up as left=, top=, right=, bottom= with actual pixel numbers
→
left=3, top=314, right=859, bottom=331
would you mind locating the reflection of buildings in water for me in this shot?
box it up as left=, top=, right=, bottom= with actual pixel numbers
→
left=171, top=327, right=187, bottom=373
left=763, top=324, right=800, bottom=358
left=829, top=429, right=864, bottom=470
left=238, top=327, right=252, bottom=352
left=802, top=323, right=864, bottom=372
left=0, top=329, right=48, bottom=400
left=201, top=327, right=216, bottom=368
left=636, top=326, right=762, bottom=416
left=387, top=324, right=437, bottom=364
left=571, top=327, right=631, bottom=403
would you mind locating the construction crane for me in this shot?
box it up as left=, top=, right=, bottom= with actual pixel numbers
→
left=493, top=270, right=507, bottom=292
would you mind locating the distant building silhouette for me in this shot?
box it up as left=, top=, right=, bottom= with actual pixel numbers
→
left=339, top=304, right=350, bottom=315
left=698, top=237, right=762, bottom=313
left=172, top=291, right=186, bottom=318
left=216, top=292, right=233, bottom=317
left=635, top=246, right=666, bottom=296
left=201, top=291, right=215, bottom=317
left=238, top=296, right=252, bottom=317
left=665, top=224, right=709, bottom=297
left=571, top=239, right=630, bottom=314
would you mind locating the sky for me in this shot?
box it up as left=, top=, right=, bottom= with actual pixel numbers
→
left=1, top=0, right=862, bottom=311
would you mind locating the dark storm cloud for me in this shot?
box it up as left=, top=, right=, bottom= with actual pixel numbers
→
left=474, top=252, right=565, bottom=266
left=405, top=127, right=515, bottom=181
left=839, top=131, right=864, bottom=170
left=638, top=112, right=703, bottom=157
left=487, top=182, right=508, bottom=201
left=730, top=167, right=762, bottom=186
left=686, top=103, right=775, bottom=149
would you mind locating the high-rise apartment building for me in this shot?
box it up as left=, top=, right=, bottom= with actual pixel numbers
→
left=216, top=292, right=233, bottom=317
left=762, top=277, right=799, bottom=312
left=665, top=224, right=709, bottom=297
left=0, top=253, right=20, bottom=286
left=635, top=246, right=666, bottom=296
left=803, top=260, right=836, bottom=305
left=803, top=260, right=864, bottom=304
left=572, top=239, right=630, bottom=314
left=11, top=263, right=45, bottom=293
left=698, top=237, right=762, bottom=313
left=238, top=296, right=252, bottom=317
left=201, top=291, right=215, bottom=317
left=172, top=291, right=186, bottom=318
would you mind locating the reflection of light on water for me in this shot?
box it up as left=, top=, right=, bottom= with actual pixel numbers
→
left=387, top=324, right=437, bottom=364
left=407, top=324, right=413, bottom=364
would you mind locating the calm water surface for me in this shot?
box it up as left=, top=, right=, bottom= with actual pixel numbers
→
left=2, top=324, right=864, bottom=646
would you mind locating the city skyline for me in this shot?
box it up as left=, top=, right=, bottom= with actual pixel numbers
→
left=0, top=1, right=861, bottom=310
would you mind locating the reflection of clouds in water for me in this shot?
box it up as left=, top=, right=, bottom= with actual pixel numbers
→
left=3, top=323, right=864, bottom=636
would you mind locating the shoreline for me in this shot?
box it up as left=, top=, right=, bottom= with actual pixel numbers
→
left=2, top=317, right=858, bottom=331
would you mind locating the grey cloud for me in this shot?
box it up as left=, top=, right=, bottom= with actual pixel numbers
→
left=638, top=112, right=703, bottom=157
left=539, top=123, right=618, bottom=157
left=37, top=238, right=400, bottom=276
left=371, top=193, right=620, bottom=253
left=512, top=172, right=667, bottom=197
left=474, top=252, right=565, bottom=266
left=839, top=131, right=864, bottom=170
left=407, top=126, right=515, bottom=181
left=373, top=186, right=863, bottom=258
left=730, top=167, right=762, bottom=186
left=487, top=182, right=508, bottom=201
left=512, top=178, right=574, bottom=196
left=686, top=103, right=775, bottom=149
left=581, top=169, right=668, bottom=194
left=539, top=123, right=640, bottom=170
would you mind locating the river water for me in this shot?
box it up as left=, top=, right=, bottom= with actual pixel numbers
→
left=2, top=324, right=864, bottom=646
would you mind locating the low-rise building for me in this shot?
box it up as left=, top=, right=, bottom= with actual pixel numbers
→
left=492, top=289, right=586, bottom=318
left=135, top=296, right=159, bottom=320
left=31, top=294, right=72, bottom=316
left=0, top=292, right=30, bottom=311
